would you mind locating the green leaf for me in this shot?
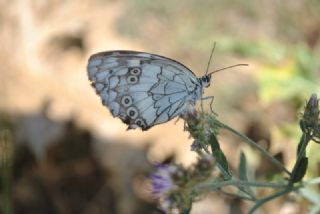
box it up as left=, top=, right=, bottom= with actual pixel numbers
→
left=238, top=152, right=255, bottom=197
left=299, top=120, right=306, bottom=133
left=239, top=152, right=248, bottom=181
left=296, top=134, right=308, bottom=157
left=209, top=132, right=221, bottom=151
left=291, top=157, right=308, bottom=183
left=209, top=133, right=232, bottom=179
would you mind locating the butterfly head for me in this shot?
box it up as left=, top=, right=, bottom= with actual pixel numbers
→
left=202, top=63, right=248, bottom=88
left=200, top=75, right=212, bottom=88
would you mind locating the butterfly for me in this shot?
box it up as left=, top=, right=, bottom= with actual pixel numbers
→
left=87, top=50, right=246, bottom=130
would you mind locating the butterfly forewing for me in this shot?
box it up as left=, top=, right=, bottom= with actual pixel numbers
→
left=87, top=51, right=202, bottom=130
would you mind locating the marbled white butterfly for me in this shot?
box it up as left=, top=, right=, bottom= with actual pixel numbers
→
left=87, top=50, right=246, bottom=130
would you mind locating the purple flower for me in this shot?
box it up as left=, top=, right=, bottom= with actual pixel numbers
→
left=151, top=163, right=176, bottom=198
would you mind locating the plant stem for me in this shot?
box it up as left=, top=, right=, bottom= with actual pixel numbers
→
left=248, top=186, right=299, bottom=214
left=219, top=189, right=256, bottom=201
left=195, top=179, right=286, bottom=191
left=216, top=120, right=291, bottom=176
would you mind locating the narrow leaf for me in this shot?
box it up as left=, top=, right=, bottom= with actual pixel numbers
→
left=238, top=151, right=255, bottom=197
left=239, top=152, right=248, bottom=181
left=291, top=157, right=308, bottom=183
left=209, top=133, right=232, bottom=179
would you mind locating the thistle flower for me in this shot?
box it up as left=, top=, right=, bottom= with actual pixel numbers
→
left=151, top=163, right=177, bottom=198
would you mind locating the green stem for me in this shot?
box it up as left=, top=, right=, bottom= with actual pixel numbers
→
left=216, top=121, right=291, bottom=176
left=248, top=186, right=298, bottom=214
left=236, top=182, right=256, bottom=200
left=219, top=189, right=256, bottom=201
left=195, top=179, right=286, bottom=191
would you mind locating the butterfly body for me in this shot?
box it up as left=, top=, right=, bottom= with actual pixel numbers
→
left=87, top=51, right=211, bottom=130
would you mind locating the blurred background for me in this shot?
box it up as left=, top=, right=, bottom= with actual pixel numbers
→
left=0, top=0, right=320, bottom=213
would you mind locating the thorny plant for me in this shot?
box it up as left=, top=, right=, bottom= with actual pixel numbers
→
left=150, top=94, right=320, bottom=214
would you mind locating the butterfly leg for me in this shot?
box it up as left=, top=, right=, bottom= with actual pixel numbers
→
left=175, top=117, right=189, bottom=131
left=201, top=99, right=204, bottom=112
left=174, top=117, right=181, bottom=124
left=201, top=96, right=216, bottom=115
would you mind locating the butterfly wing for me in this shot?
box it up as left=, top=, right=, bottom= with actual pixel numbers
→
left=87, top=51, right=201, bottom=130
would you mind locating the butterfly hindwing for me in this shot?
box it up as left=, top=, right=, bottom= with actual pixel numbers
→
left=87, top=51, right=201, bottom=130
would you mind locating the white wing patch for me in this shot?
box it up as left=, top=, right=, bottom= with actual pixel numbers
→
left=87, top=51, right=203, bottom=130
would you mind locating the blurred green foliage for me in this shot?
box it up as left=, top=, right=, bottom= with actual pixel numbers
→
left=257, top=45, right=319, bottom=105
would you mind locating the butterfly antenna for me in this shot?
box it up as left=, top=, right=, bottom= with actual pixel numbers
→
left=205, top=42, right=216, bottom=75
left=207, top=63, right=248, bottom=76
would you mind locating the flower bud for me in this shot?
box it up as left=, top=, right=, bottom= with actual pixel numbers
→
left=301, top=94, right=319, bottom=135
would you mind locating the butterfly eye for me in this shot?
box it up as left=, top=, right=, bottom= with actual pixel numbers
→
left=200, top=76, right=211, bottom=87
left=127, top=75, right=138, bottom=84
left=121, top=95, right=133, bottom=107
left=127, top=106, right=138, bottom=119
left=201, top=76, right=207, bottom=82
left=129, top=67, right=141, bottom=76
